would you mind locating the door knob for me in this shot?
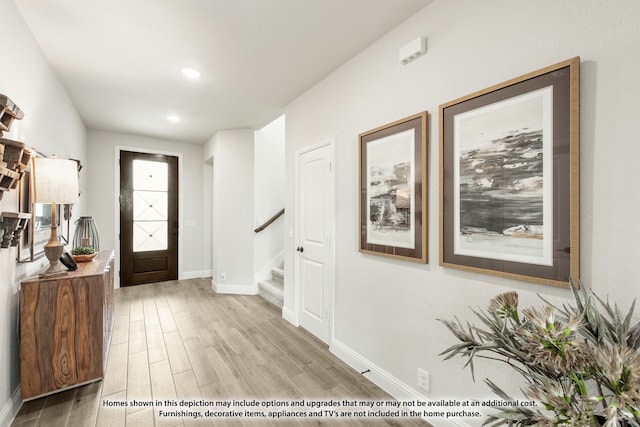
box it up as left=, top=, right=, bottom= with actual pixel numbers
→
left=296, top=246, right=304, bottom=253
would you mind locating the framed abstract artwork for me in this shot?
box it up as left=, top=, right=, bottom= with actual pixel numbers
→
left=359, top=112, right=428, bottom=263
left=439, top=57, right=580, bottom=287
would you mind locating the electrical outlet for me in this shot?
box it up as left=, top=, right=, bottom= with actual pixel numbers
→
left=418, top=368, right=430, bottom=392
left=220, top=271, right=226, bottom=281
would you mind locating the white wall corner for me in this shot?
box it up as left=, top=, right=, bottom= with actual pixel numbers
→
left=330, top=340, right=472, bottom=427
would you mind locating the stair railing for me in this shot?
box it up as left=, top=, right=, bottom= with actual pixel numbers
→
left=254, top=208, right=284, bottom=233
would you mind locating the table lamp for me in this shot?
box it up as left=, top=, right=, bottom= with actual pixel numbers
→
left=33, top=157, right=79, bottom=277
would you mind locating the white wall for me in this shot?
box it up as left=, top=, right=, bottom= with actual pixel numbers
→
left=284, top=1, right=640, bottom=425
left=0, top=0, right=86, bottom=423
left=205, top=129, right=255, bottom=293
left=86, top=130, right=210, bottom=283
left=254, top=115, right=285, bottom=279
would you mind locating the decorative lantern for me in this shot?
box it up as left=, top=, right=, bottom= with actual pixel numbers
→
left=73, top=216, right=100, bottom=252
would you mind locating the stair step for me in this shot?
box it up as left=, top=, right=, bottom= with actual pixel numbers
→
left=272, top=267, right=284, bottom=284
left=258, top=279, right=283, bottom=308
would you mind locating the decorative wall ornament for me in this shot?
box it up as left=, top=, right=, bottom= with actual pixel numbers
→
left=0, top=138, right=31, bottom=197
left=0, top=94, right=30, bottom=201
left=0, top=94, right=24, bottom=135
left=0, top=212, right=30, bottom=248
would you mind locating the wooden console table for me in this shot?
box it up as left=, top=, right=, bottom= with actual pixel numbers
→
left=20, top=250, right=114, bottom=400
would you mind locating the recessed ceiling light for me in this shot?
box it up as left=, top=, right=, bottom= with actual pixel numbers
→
left=181, top=67, right=202, bottom=80
left=167, top=115, right=181, bottom=123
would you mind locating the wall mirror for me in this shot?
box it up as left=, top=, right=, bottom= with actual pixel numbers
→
left=17, top=152, right=78, bottom=262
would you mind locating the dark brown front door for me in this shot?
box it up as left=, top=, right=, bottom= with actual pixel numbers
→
left=120, top=151, right=178, bottom=286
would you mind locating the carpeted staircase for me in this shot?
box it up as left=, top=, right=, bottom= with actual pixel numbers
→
left=258, top=266, right=284, bottom=308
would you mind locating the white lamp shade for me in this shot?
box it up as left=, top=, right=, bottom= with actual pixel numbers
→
left=33, top=158, right=79, bottom=204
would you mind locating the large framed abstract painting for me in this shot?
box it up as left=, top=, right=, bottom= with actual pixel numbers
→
left=359, top=112, right=428, bottom=263
left=440, top=57, right=580, bottom=287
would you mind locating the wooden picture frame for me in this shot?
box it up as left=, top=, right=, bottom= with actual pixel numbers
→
left=359, top=111, right=428, bottom=263
left=17, top=165, right=33, bottom=262
left=439, top=57, right=579, bottom=287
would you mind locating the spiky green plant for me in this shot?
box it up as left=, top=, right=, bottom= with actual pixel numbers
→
left=439, top=280, right=640, bottom=426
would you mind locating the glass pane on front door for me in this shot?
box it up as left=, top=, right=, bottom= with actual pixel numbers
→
left=133, top=221, right=168, bottom=252
left=133, top=159, right=168, bottom=191
left=133, top=191, right=168, bottom=221
left=132, top=160, right=168, bottom=252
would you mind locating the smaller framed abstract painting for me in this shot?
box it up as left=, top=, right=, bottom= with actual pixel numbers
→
left=359, top=112, right=428, bottom=263
left=440, top=57, right=580, bottom=287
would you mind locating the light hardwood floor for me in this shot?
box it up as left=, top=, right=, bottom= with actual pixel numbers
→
left=11, top=278, right=431, bottom=427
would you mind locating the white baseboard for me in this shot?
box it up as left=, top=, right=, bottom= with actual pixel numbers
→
left=331, top=339, right=472, bottom=427
left=331, top=339, right=423, bottom=400
left=0, top=386, right=22, bottom=427
left=211, top=278, right=258, bottom=295
left=282, top=306, right=297, bottom=326
left=181, top=270, right=212, bottom=280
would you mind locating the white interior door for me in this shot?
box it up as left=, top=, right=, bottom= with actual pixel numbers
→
left=296, top=141, right=334, bottom=344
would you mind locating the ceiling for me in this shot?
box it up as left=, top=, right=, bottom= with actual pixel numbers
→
left=15, top=0, right=431, bottom=144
